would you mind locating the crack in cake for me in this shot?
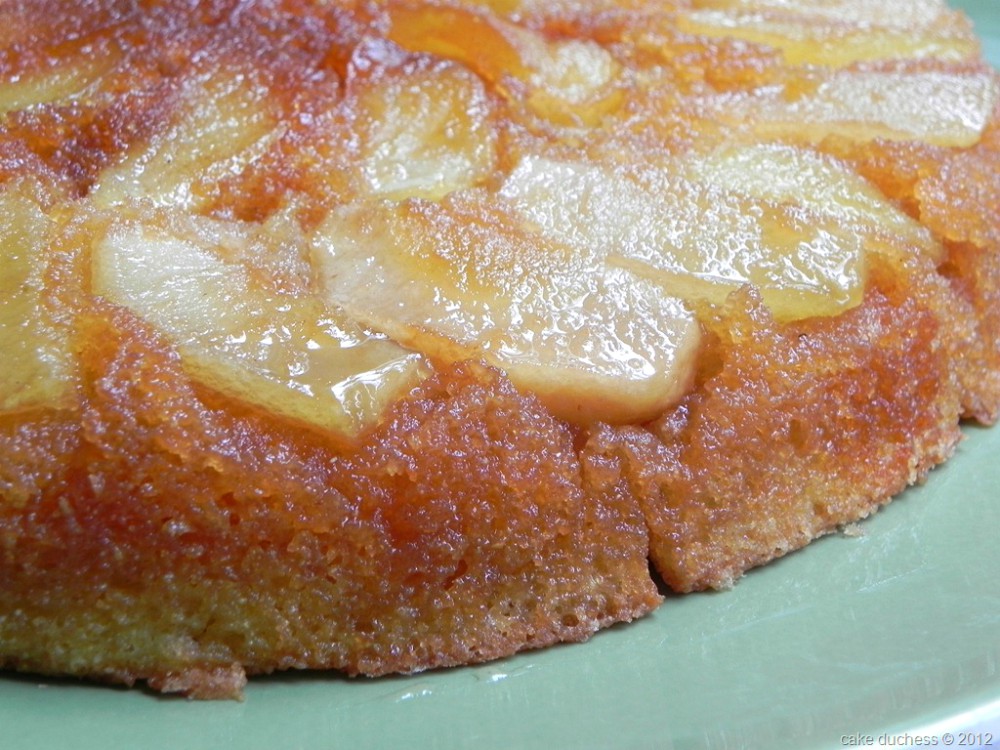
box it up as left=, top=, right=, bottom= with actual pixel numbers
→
left=1, top=0, right=999, bottom=699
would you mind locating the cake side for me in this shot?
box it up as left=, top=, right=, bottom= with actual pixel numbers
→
left=1, top=303, right=659, bottom=699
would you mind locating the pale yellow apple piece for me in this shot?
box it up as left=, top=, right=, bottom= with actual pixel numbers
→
left=312, top=196, right=700, bottom=425
left=690, top=0, right=954, bottom=28
left=747, top=70, right=999, bottom=148
left=354, top=54, right=497, bottom=201
left=686, top=143, right=942, bottom=260
left=512, top=29, right=624, bottom=127
left=0, top=52, right=116, bottom=115
left=92, top=69, right=279, bottom=211
left=499, top=153, right=874, bottom=321
left=0, top=185, right=73, bottom=412
left=92, top=217, right=429, bottom=439
left=679, top=2, right=977, bottom=66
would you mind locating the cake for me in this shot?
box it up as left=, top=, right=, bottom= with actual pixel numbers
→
left=1, top=0, right=998, bottom=699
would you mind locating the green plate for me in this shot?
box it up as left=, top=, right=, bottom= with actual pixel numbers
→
left=3, top=3, right=1000, bottom=748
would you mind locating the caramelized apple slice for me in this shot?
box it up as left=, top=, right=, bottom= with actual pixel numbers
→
left=92, top=68, right=279, bottom=211
left=385, top=3, right=623, bottom=127
left=312, top=196, right=700, bottom=425
left=91, top=214, right=428, bottom=439
left=692, top=0, right=955, bottom=25
left=0, top=50, right=116, bottom=115
left=686, top=143, right=941, bottom=260
left=679, top=1, right=978, bottom=66
left=384, top=4, right=525, bottom=90
left=513, top=28, right=624, bottom=127
left=350, top=44, right=497, bottom=200
left=500, top=153, right=875, bottom=320
left=0, top=184, right=73, bottom=412
left=745, top=68, right=999, bottom=148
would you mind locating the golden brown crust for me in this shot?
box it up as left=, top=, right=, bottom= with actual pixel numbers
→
left=1, top=303, right=659, bottom=696
left=589, top=258, right=968, bottom=591
left=823, top=106, right=1000, bottom=423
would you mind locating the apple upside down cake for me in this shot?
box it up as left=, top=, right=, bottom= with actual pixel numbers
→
left=1, top=0, right=999, bottom=698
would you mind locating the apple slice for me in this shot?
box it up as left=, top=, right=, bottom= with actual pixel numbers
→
left=0, top=184, right=73, bottom=412
left=512, top=27, right=624, bottom=127
left=312, top=195, right=701, bottom=425
left=679, top=1, right=978, bottom=67
left=737, top=68, right=999, bottom=148
left=499, top=152, right=878, bottom=321
left=349, top=43, right=497, bottom=201
left=91, top=213, right=429, bottom=440
left=0, top=50, right=116, bottom=115
left=384, top=2, right=623, bottom=127
left=691, top=0, right=955, bottom=27
left=685, top=143, right=941, bottom=261
left=92, top=68, right=279, bottom=212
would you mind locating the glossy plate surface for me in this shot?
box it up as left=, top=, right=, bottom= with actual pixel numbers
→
left=3, top=2, right=1000, bottom=748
